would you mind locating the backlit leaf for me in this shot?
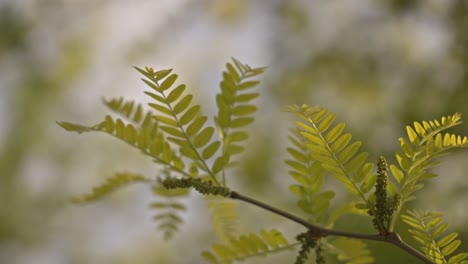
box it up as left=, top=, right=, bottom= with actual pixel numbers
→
left=160, top=74, right=178, bottom=91
left=194, top=127, right=214, bottom=148
left=167, top=84, right=186, bottom=103
left=173, top=94, right=193, bottom=114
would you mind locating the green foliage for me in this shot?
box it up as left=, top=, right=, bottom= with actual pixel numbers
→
left=388, top=113, right=468, bottom=231
left=393, top=113, right=468, bottom=204
left=71, top=172, right=149, bottom=203
left=201, top=229, right=291, bottom=264
left=286, top=128, right=334, bottom=223
left=330, top=238, right=374, bottom=264
left=150, top=182, right=190, bottom=240
left=287, top=104, right=376, bottom=207
left=207, top=197, right=240, bottom=243
left=402, top=210, right=468, bottom=264
left=134, top=65, right=222, bottom=183
left=59, top=58, right=468, bottom=263
left=215, top=58, right=267, bottom=183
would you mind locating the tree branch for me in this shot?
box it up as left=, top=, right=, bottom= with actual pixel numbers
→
left=228, top=191, right=433, bottom=264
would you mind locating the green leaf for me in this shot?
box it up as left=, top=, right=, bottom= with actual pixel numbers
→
left=438, top=233, right=458, bottom=248
left=331, top=133, right=352, bottom=153
left=142, top=79, right=160, bottom=92
left=235, top=93, right=259, bottom=102
left=144, top=91, right=165, bottom=104
left=173, top=94, right=193, bottom=114
left=226, top=63, right=240, bottom=82
left=231, top=105, right=257, bottom=116
left=154, top=115, right=178, bottom=126
left=449, top=253, right=468, bottom=264
left=406, top=125, right=420, bottom=144
left=238, top=81, right=259, bottom=90
left=167, top=84, right=186, bottom=103
left=353, top=162, right=373, bottom=182
left=338, top=141, right=361, bottom=163
left=432, top=223, right=449, bottom=238
left=344, top=152, right=368, bottom=174
left=202, top=141, right=221, bottom=159
left=134, top=66, right=156, bottom=81
left=360, top=174, right=376, bottom=193
left=317, top=113, right=336, bottom=132
left=160, top=74, right=178, bottom=91
left=71, top=172, right=148, bottom=203
left=311, top=108, right=329, bottom=123
left=325, top=122, right=345, bottom=143
left=194, top=127, right=214, bottom=148
left=226, top=131, right=249, bottom=142
left=57, top=121, right=91, bottom=134
left=153, top=69, right=173, bottom=81
left=442, top=240, right=461, bottom=256
left=212, top=156, right=226, bottom=174
left=149, top=103, right=172, bottom=115
left=230, top=117, right=254, bottom=128
left=187, top=116, right=207, bottom=137
left=179, top=105, right=200, bottom=126
left=160, top=126, right=185, bottom=138
left=226, top=144, right=244, bottom=155
left=390, top=164, right=404, bottom=183
left=180, top=146, right=199, bottom=160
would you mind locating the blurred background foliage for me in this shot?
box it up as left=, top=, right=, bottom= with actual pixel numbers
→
left=0, top=0, right=467, bottom=263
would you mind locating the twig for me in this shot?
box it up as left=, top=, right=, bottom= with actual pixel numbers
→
left=229, top=191, right=433, bottom=264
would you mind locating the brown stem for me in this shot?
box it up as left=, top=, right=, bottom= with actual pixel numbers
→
left=228, top=191, right=433, bottom=264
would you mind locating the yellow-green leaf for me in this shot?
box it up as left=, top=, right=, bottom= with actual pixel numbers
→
left=406, top=125, right=419, bottom=144
left=194, top=127, right=214, bottom=148
left=187, top=116, right=207, bottom=137
left=448, top=253, right=468, bottom=264
left=238, top=81, right=259, bottom=90
left=202, top=141, right=221, bottom=159
left=230, top=117, right=254, bottom=128
left=173, top=95, right=193, bottom=114
left=442, top=240, right=461, bottom=256
left=160, top=126, right=185, bottom=138
left=390, top=164, right=404, bottom=183
left=160, top=74, right=178, bottom=91
left=149, top=103, right=172, bottom=115
left=325, top=122, right=345, bottom=143
left=167, top=84, right=186, bottom=103
left=212, top=156, right=226, bottom=174
left=331, top=134, right=352, bottom=153
left=438, top=233, right=458, bottom=248
left=235, top=93, right=259, bottom=103
left=144, top=91, right=165, bottom=103
left=154, top=115, right=178, bottom=126
left=232, top=105, right=257, bottom=116
left=180, top=105, right=200, bottom=126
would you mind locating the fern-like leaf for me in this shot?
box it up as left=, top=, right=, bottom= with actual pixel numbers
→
left=135, top=66, right=223, bottom=184
left=71, top=172, right=149, bottom=203
left=150, top=182, right=190, bottom=240
left=215, top=58, right=266, bottom=182
left=392, top=113, right=468, bottom=203
left=58, top=112, right=185, bottom=174
left=329, top=237, right=374, bottom=264
left=402, top=210, right=468, bottom=264
left=287, top=104, right=375, bottom=206
left=286, top=128, right=335, bottom=223
left=202, top=229, right=293, bottom=264
left=207, top=197, right=239, bottom=243
left=102, top=97, right=149, bottom=126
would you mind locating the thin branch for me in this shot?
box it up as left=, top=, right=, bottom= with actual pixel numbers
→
left=228, top=191, right=433, bottom=264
